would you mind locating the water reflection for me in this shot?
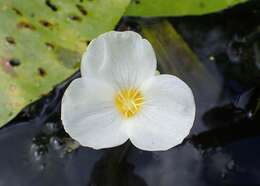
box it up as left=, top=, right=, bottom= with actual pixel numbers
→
left=128, top=143, right=206, bottom=186
left=88, top=144, right=148, bottom=186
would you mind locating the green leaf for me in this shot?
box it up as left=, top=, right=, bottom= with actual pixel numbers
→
left=125, top=0, right=248, bottom=16
left=0, top=0, right=130, bottom=127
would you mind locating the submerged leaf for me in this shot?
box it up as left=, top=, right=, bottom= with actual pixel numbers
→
left=0, top=0, right=130, bottom=127
left=125, top=0, right=248, bottom=16
left=140, top=20, right=222, bottom=133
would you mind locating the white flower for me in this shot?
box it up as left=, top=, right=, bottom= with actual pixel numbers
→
left=61, top=31, right=195, bottom=151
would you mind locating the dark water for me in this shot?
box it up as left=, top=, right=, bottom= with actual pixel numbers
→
left=0, top=1, right=260, bottom=186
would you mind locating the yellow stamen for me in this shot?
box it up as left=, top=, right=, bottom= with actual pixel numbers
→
left=115, top=88, right=144, bottom=118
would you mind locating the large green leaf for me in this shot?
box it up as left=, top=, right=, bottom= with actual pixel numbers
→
left=0, top=0, right=130, bottom=127
left=125, top=0, right=248, bottom=16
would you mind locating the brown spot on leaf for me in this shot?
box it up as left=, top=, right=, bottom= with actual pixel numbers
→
left=12, top=7, right=23, bottom=16
left=17, top=21, right=36, bottom=30
left=39, top=20, right=54, bottom=28
left=38, top=67, right=47, bottom=77
left=45, top=0, right=58, bottom=11
left=76, top=4, right=88, bottom=16
left=69, top=15, right=82, bottom=21
left=5, top=36, right=16, bottom=45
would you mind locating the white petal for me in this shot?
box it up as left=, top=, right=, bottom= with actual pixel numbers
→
left=61, top=77, right=128, bottom=149
left=81, top=31, right=157, bottom=89
left=127, top=75, right=195, bottom=151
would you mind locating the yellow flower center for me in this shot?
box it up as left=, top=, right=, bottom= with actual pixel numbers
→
left=115, top=88, right=144, bottom=118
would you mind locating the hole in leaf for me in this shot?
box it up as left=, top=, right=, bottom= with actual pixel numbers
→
left=9, top=59, right=21, bottom=67
left=38, top=67, right=47, bottom=77
left=12, top=7, right=23, bottom=16
left=39, top=20, right=54, bottom=28
left=45, top=0, right=58, bottom=11
left=5, top=36, right=16, bottom=45
left=76, top=4, right=88, bottom=16
left=69, top=15, right=82, bottom=21
left=17, top=21, right=36, bottom=30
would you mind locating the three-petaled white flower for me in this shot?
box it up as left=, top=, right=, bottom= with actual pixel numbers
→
left=61, top=31, right=195, bottom=151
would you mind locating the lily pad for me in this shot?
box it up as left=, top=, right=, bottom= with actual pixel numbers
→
left=125, top=0, right=248, bottom=16
left=0, top=0, right=130, bottom=127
